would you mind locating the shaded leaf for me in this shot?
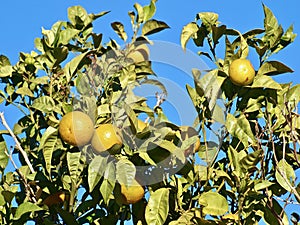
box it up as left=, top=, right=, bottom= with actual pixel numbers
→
left=257, top=61, right=293, bottom=76
left=141, top=79, right=167, bottom=95
left=142, top=19, right=170, bottom=36
left=111, top=22, right=127, bottom=41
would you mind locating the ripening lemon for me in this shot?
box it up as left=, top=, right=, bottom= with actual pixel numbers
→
left=58, top=111, right=94, bottom=147
left=43, top=191, right=66, bottom=207
left=114, top=179, right=144, bottom=205
left=229, top=58, right=255, bottom=86
left=127, top=44, right=150, bottom=63
left=91, top=124, right=123, bottom=154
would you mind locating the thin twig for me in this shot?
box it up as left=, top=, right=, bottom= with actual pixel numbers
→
left=0, top=112, right=35, bottom=173
left=4, top=147, right=37, bottom=203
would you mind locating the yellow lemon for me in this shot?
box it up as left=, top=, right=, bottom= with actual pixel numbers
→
left=91, top=124, right=123, bottom=154
left=114, top=179, right=144, bottom=205
left=58, top=111, right=94, bottom=147
left=229, top=58, right=255, bottom=86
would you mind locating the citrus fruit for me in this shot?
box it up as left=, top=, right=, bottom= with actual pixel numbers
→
left=127, top=44, right=149, bottom=63
left=43, top=191, right=66, bottom=207
left=58, top=111, right=94, bottom=147
left=180, top=126, right=201, bottom=153
left=114, top=179, right=144, bottom=205
left=229, top=58, right=255, bottom=86
left=91, top=124, right=123, bottom=154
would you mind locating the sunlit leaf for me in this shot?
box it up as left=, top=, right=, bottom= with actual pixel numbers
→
left=145, top=188, right=169, bottom=225
left=0, top=65, right=12, bottom=77
left=197, top=12, right=219, bottom=29
left=14, top=202, right=42, bottom=220
left=41, top=127, right=59, bottom=174
left=0, top=136, right=8, bottom=169
left=67, top=152, right=84, bottom=183
left=225, top=114, right=256, bottom=146
left=32, top=96, right=55, bottom=113
left=143, top=0, right=156, bottom=22
left=68, top=6, right=90, bottom=26
left=88, top=155, right=109, bottom=191
left=275, top=159, right=296, bottom=192
left=116, top=159, right=136, bottom=186
left=181, top=22, right=198, bottom=50
left=257, top=61, right=293, bottom=76
left=198, top=191, right=228, bottom=216
left=252, top=75, right=282, bottom=90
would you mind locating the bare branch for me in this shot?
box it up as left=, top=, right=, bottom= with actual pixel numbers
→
left=0, top=112, right=35, bottom=174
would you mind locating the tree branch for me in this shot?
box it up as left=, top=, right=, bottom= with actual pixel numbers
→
left=0, top=112, right=35, bottom=174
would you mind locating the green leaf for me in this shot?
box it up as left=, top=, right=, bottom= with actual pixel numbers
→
left=212, top=25, right=226, bottom=44
left=145, top=188, right=169, bottom=225
left=257, top=61, right=293, bottom=76
left=0, top=65, right=12, bottom=77
left=197, top=12, right=219, bottom=29
left=59, top=28, right=80, bottom=45
left=228, top=147, right=246, bottom=179
left=56, top=208, right=79, bottom=225
left=263, top=4, right=279, bottom=37
left=143, top=0, right=156, bottom=22
left=64, top=51, right=90, bottom=82
left=254, top=180, right=274, bottom=191
left=141, top=79, right=167, bottom=95
left=134, top=3, right=144, bottom=23
left=111, top=22, right=127, bottom=41
left=142, top=19, right=170, bottom=36
left=16, top=85, right=34, bottom=97
left=14, top=202, right=42, bottom=220
left=275, top=159, right=296, bottom=192
left=287, top=84, right=300, bottom=104
left=67, top=152, right=84, bottom=183
left=181, top=22, right=199, bottom=50
left=31, top=96, right=55, bottom=113
left=0, top=55, right=11, bottom=67
left=116, top=159, right=136, bottom=186
left=0, top=136, right=8, bottom=169
left=252, top=75, right=282, bottom=90
left=198, top=191, right=228, bottom=216
left=88, top=155, right=109, bottom=191
left=197, top=141, right=219, bottom=164
left=100, top=175, right=115, bottom=205
left=100, top=161, right=115, bottom=205
left=240, top=149, right=263, bottom=172
left=68, top=6, right=90, bottom=26
left=225, top=114, right=256, bottom=146
left=41, top=127, right=59, bottom=174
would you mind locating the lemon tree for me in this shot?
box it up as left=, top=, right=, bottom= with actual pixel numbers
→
left=0, top=1, right=299, bottom=225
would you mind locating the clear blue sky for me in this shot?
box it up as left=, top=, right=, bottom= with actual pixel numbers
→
left=1, top=0, right=300, bottom=224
